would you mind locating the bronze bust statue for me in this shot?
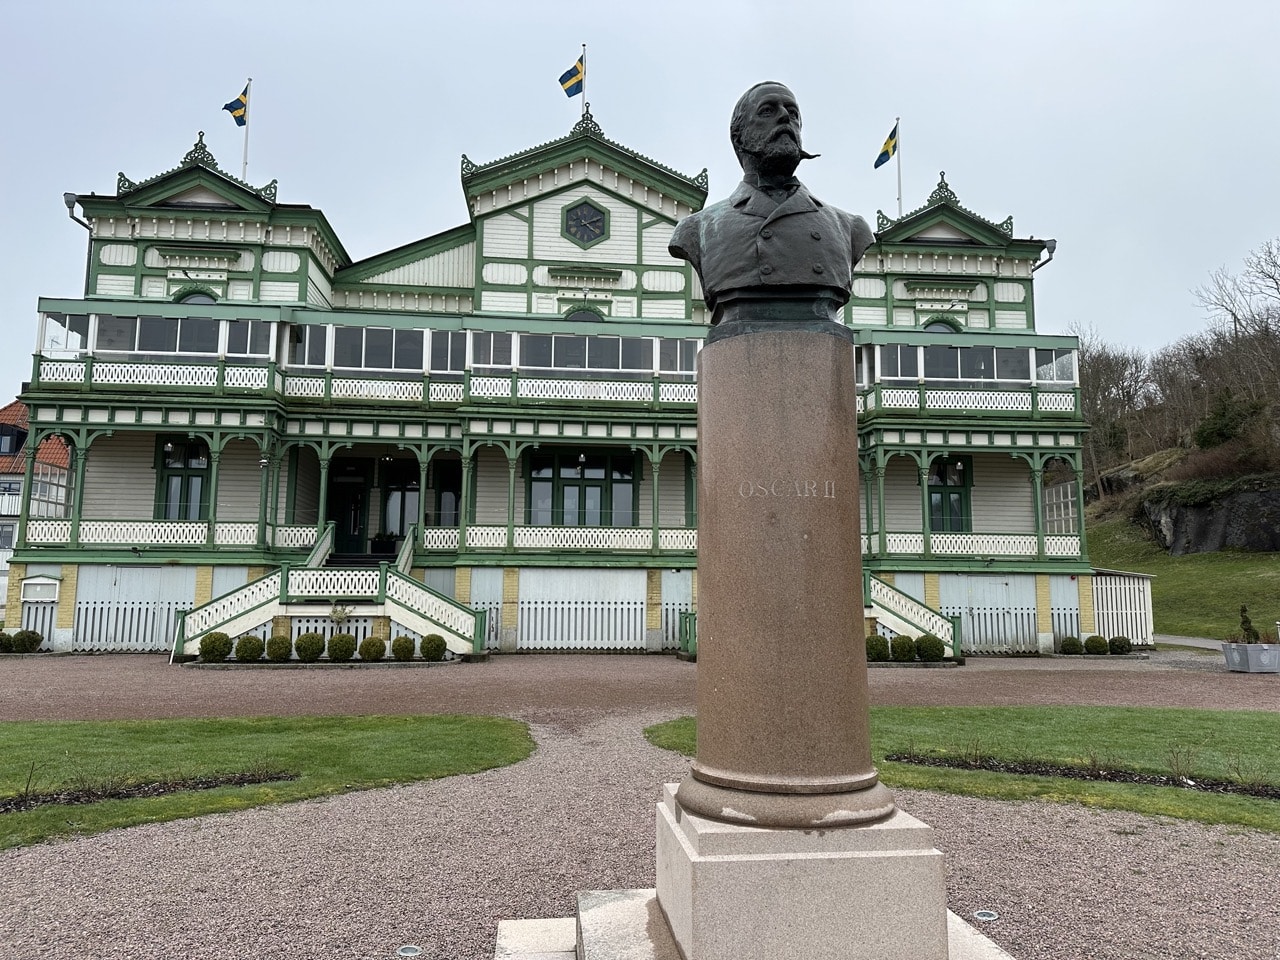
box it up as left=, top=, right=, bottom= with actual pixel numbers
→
left=669, top=82, right=873, bottom=338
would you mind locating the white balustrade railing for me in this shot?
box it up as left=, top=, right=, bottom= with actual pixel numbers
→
left=657, top=382, right=698, bottom=404
left=0, top=493, right=20, bottom=515
left=25, top=520, right=71, bottom=543
left=1044, top=535, right=1082, bottom=557
left=80, top=520, right=207, bottom=545
left=95, top=362, right=218, bottom=388
left=421, top=527, right=461, bottom=550
left=465, top=526, right=508, bottom=548
left=283, top=376, right=326, bottom=398
left=184, top=571, right=282, bottom=636
left=287, top=567, right=380, bottom=598
left=214, top=523, right=259, bottom=546
left=331, top=378, right=423, bottom=402
left=1038, top=392, right=1077, bottom=413
left=429, top=382, right=464, bottom=402
left=932, top=533, right=1038, bottom=556
left=274, top=525, right=318, bottom=548
left=468, top=377, right=511, bottom=399
left=517, top=378, right=653, bottom=403
left=385, top=573, right=477, bottom=637
left=39, top=360, right=87, bottom=383
left=867, top=575, right=955, bottom=650
left=224, top=366, right=270, bottom=389
left=884, top=533, right=925, bottom=553
left=513, top=526, right=652, bottom=550
left=657, top=529, right=698, bottom=550
left=927, top=390, right=1032, bottom=413
left=879, top=389, right=919, bottom=409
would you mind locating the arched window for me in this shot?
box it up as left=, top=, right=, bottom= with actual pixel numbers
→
left=180, top=293, right=217, bottom=304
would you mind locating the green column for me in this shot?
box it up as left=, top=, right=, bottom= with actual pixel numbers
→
left=650, top=453, right=662, bottom=553
left=316, top=456, right=331, bottom=535
left=205, top=448, right=221, bottom=546
left=1031, top=461, right=1045, bottom=560
left=69, top=444, right=88, bottom=550
left=505, top=452, right=517, bottom=551
left=919, top=459, right=933, bottom=558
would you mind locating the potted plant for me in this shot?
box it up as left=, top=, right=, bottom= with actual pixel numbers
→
left=370, top=532, right=399, bottom=556
left=1221, top=605, right=1280, bottom=673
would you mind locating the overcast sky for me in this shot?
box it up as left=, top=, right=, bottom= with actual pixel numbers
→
left=2, top=0, right=1277, bottom=399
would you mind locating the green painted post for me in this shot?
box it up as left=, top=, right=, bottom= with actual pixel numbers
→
left=472, top=608, right=487, bottom=654
left=278, top=562, right=291, bottom=603
left=171, top=611, right=187, bottom=664
left=378, top=561, right=389, bottom=602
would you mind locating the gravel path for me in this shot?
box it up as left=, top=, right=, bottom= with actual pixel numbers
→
left=0, top=650, right=1277, bottom=960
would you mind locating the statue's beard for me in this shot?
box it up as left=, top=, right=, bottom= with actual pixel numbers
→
left=755, top=134, right=803, bottom=176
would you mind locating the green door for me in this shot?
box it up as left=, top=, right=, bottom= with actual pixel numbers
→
left=328, top=460, right=370, bottom=554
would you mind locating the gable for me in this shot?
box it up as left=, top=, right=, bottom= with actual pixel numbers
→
left=162, top=185, right=241, bottom=208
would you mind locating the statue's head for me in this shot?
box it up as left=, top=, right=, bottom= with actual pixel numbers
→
left=729, top=81, right=804, bottom=177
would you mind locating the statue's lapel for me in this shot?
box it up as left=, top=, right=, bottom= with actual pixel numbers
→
left=762, top=187, right=821, bottom=225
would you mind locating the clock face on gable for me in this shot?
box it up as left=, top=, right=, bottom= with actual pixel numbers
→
left=564, top=200, right=607, bottom=247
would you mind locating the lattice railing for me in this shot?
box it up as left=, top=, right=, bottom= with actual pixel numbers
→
left=283, top=377, right=325, bottom=398
left=214, top=523, right=259, bottom=546
left=95, top=362, right=218, bottom=388
left=469, top=377, right=512, bottom=399
left=287, top=568, right=380, bottom=598
left=38, top=360, right=87, bottom=383
left=1037, top=391, right=1077, bottom=413
left=224, top=366, right=270, bottom=389
left=274, top=525, right=318, bottom=548
left=80, top=520, right=207, bottom=545
left=513, top=526, right=652, bottom=550
left=657, top=529, right=698, bottom=550
left=866, top=575, right=956, bottom=655
left=657, top=382, right=698, bottom=404
left=331, top=378, right=423, bottom=402
left=1044, top=535, right=1082, bottom=557
left=884, top=533, right=925, bottom=553
left=879, top=389, right=919, bottom=408
left=516, top=379, right=653, bottom=403
left=927, top=390, right=1033, bottom=413
left=25, top=520, right=70, bottom=543
left=465, top=526, right=508, bottom=548
left=184, top=571, right=282, bottom=636
left=429, top=382, right=464, bottom=402
left=422, top=527, right=461, bottom=550
left=931, top=533, right=1038, bottom=556
left=385, top=571, right=477, bottom=638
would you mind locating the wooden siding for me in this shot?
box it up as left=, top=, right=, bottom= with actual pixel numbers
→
left=481, top=214, right=529, bottom=259
left=641, top=221, right=677, bottom=265
left=473, top=448, right=511, bottom=524
left=362, top=241, right=477, bottom=287
left=289, top=447, right=321, bottom=524
left=971, top=454, right=1034, bottom=533
left=657, top=452, right=687, bottom=526
left=83, top=434, right=156, bottom=519
left=259, top=281, right=299, bottom=302
left=883, top=456, right=922, bottom=529
left=215, top=440, right=265, bottom=522
left=530, top=187, right=638, bottom=265
left=520, top=567, right=645, bottom=601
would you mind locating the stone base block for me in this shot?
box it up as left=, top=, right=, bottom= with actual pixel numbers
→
left=655, top=784, right=948, bottom=960
left=494, top=893, right=1016, bottom=960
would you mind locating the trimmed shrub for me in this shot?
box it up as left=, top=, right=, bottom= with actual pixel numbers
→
left=295, top=632, right=325, bottom=663
left=198, top=632, right=233, bottom=663
left=234, top=634, right=264, bottom=662
left=391, top=635, right=415, bottom=662
left=358, top=636, right=386, bottom=662
left=421, top=633, right=448, bottom=662
left=327, top=632, right=357, bottom=663
left=1059, top=636, right=1083, bottom=655
left=1084, top=635, right=1109, bottom=655
left=0, top=632, right=12, bottom=653
left=915, top=634, right=946, bottom=662
left=1109, top=635, right=1133, bottom=656
left=865, top=634, right=891, bottom=662
left=266, top=634, right=293, bottom=663
left=890, top=636, right=916, bottom=663
left=11, top=630, right=43, bottom=654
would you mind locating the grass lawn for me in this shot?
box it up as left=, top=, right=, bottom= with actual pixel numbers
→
left=645, top=705, right=1280, bottom=833
left=0, top=715, right=533, bottom=850
left=1087, top=516, right=1280, bottom=638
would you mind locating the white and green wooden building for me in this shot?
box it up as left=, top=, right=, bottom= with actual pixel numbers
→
left=12, top=115, right=1151, bottom=657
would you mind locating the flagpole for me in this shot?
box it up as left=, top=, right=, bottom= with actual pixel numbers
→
left=241, top=77, right=252, bottom=182
left=894, top=115, right=902, bottom=218
left=580, top=44, right=587, bottom=120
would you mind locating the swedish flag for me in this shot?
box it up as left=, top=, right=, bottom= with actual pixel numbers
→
left=223, top=85, right=249, bottom=127
left=874, top=122, right=898, bottom=169
left=559, top=57, right=585, bottom=98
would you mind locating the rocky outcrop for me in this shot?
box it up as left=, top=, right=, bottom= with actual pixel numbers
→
left=1143, top=487, right=1280, bottom=555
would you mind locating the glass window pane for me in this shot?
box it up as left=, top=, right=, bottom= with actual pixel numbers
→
left=96, top=315, right=137, bottom=350
left=365, top=328, right=393, bottom=368
left=334, top=327, right=363, bottom=367
left=250, top=320, right=271, bottom=355
left=589, top=336, right=621, bottom=369
left=554, top=335, right=586, bottom=368
left=948, top=492, right=965, bottom=531
left=187, top=445, right=208, bottom=469
left=529, top=454, right=554, bottom=479
left=186, top=477, right=203, bottom=520
left=530, top=481, right=552, bottom=525
left=403, top=491, right=419, bottom=531
left=929, top=492, right=943, bottom=531
left=289, top=328, right=306, bottom=364
left=996, top=348, right=1030, bottom=381
left=306, top=327, right=327, bottom=366
left=882, top=346, right=900, bottom=378
left=583, top=486, right=602, bottom=526
left=923, top=345, right=958, bottom=379
left=450, top=332, right=466, bottom=370
left=492, top=333, right=512, bottom=365
left=582, top=455, right=606, bottom=479
left=620, top=338, right=648, bottom=370
left=612, top=483, right=634, bottom=526
left=680, top=340, right=697, bottom=371
left=438, top=491, right=459, bottom=526
left=227, top=320, right=249, bottom=355
left=138, top=316, right=178, bottom=352
left=520, top=334, right=552, bottom=368
left=386, top=491, right=403, bottom=535
left=562, top=486, right=580, bottom=525
left=164, top=444, right=184, bottom=469
left=165, top=476, right=183, bottom=520
left=178, top=317, right=218, bottom=353
left=659, top=339, right=678, bottom=371
left=394, top=329, right=423, bottom=370
left=473, top=332, right=492, bottom=365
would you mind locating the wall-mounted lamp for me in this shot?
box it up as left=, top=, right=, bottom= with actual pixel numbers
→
left=63, top=193, right=90, bottom=231
left=163, top=441, right=174, bottom=454
left=1031, top=238, right=1057, bottom=273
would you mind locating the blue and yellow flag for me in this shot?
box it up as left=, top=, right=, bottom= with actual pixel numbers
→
left=559, top=57, right=585, bottom=98
left=223, top=85, right=249, bottom=127
left=874, top=122, right=898, bottom=169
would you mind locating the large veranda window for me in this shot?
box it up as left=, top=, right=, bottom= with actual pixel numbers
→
left=156, top=438, right=210, bottom=521
left=381, top=459, right=419, bottom=537
left=927, top=456, right=971, bottom=533
left=526, top=449, right=638, bottom=527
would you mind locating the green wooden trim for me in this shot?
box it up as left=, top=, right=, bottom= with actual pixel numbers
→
left=337, top=224, right=476, bottom=283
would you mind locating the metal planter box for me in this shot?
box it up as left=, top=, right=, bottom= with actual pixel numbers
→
left=1221, top=642, right=1280, bottom=673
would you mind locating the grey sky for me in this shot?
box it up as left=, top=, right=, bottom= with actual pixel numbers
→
left=2, top=0, right=1277, bottom=400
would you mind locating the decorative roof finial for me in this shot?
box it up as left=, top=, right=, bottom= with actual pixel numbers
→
left=181, top=131, right=218, bottom=169
left=571, top=104, right=603, bottom=138
left=926, top=171, right=957, bottom=206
